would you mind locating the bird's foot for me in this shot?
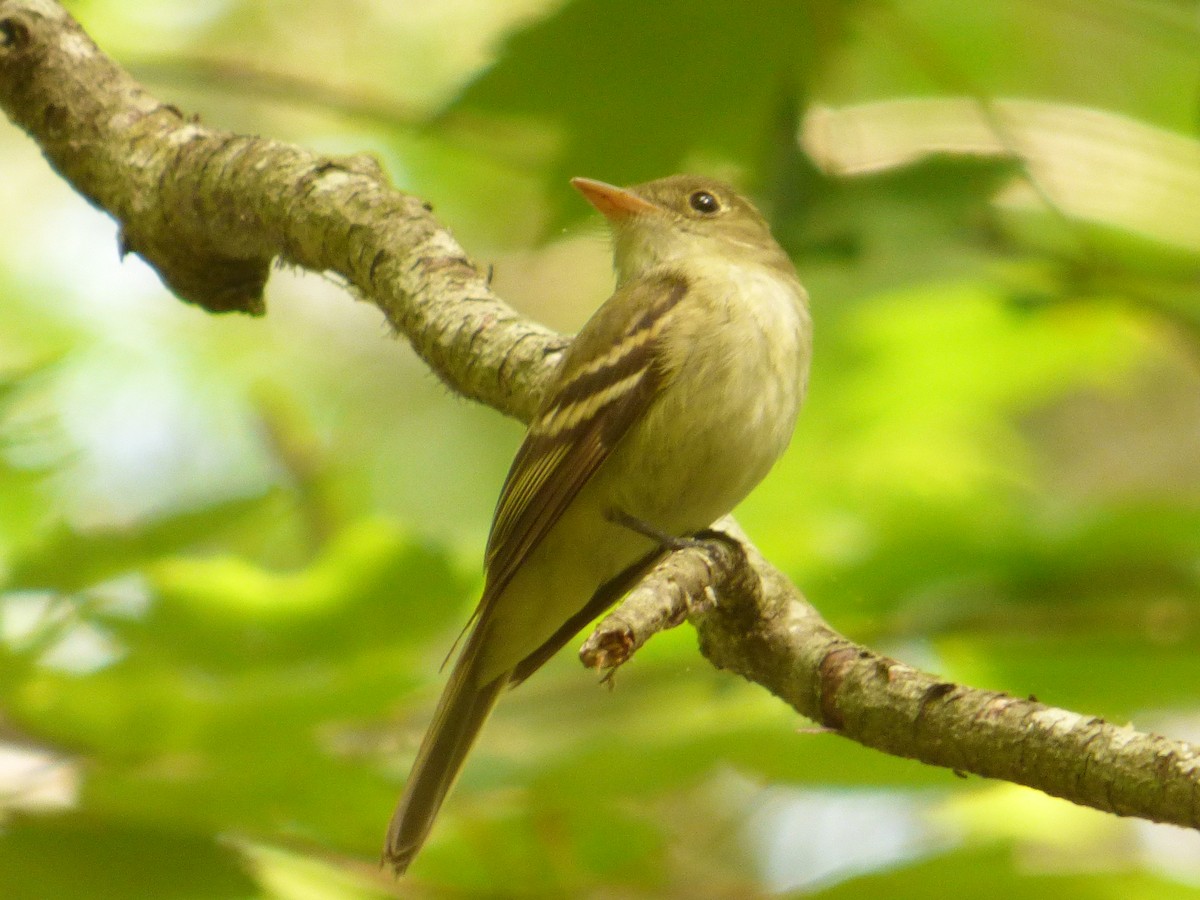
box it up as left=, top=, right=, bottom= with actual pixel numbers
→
left=605, top=507, right=703, bottom=552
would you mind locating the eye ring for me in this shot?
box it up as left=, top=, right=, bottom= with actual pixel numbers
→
left=688, top=190, right=721, bottom=214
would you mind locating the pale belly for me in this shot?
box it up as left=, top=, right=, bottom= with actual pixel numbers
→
left=606, top=341, right=801, bottom=534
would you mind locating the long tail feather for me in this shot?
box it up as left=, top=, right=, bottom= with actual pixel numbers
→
left=383, top=636, right=509, bottom=874
left=384, top=550, right=664, bottom=872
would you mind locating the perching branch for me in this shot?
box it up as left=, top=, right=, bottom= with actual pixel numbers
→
left=590, top=525, right=1200, bottom=830
left=3, top=0, right=1198, bottom=834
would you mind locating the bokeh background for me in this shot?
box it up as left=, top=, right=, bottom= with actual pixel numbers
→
left=1, top=0, right=1199, bottom=896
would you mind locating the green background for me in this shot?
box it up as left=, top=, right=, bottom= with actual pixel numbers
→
left=1, top=0, right=1198, bottom=896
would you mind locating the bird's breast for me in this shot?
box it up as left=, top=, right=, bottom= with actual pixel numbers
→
left=605, top=260, right=811, bottom=534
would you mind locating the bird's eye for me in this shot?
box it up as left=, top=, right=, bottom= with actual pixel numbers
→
left=688, top=190, right=721, bottom=214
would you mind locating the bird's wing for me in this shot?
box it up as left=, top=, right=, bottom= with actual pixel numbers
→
left=386, top=272, right=687, bottom=871
left=478, top=271, right=687, bottom=621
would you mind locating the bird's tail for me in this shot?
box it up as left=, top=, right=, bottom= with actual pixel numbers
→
left=383, top=629, right=508, bottom=874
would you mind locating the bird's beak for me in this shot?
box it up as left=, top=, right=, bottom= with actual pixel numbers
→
left=571, top=177, right=659, bottom=222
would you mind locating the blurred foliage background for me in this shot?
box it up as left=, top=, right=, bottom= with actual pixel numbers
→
left=1, top=0, right=1199, bottom=896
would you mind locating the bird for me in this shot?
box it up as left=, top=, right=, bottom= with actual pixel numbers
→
left=384, top=174, right=812, bottom=872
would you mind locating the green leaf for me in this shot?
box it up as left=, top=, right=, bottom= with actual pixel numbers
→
left=447, top=0, right=848, bottom=191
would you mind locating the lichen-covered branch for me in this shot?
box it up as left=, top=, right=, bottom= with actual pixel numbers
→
left=585, top=526, right=1200, bottom=830
left=3, top=0, right=1198, bottom=835
left=0, top=0, right=564, bottom=421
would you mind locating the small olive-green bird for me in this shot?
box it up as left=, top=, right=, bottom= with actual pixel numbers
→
left=384, top=174, right=812, bottom=872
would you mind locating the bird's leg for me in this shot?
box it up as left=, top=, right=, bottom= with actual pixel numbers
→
left=605, top=507, right=705, bottom=552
